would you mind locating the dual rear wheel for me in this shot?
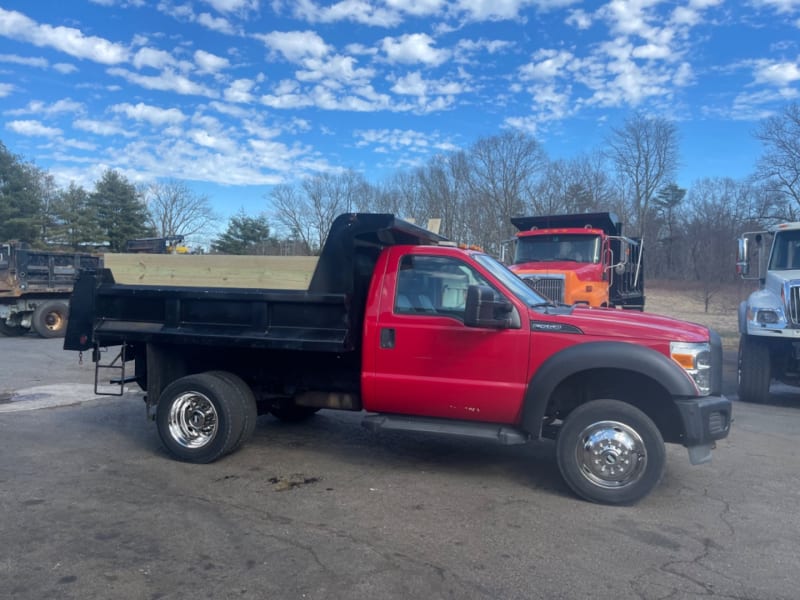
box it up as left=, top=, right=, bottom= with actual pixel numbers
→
left=156, top=371, right=258, bottom=463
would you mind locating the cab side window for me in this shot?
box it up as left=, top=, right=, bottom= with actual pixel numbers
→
left=394, top=255, right=497, bottom=319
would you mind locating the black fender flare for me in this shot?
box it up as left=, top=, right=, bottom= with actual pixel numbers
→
left=738, top=300, right=748, bottom=335
left=521, top=341, right=697, bottom=438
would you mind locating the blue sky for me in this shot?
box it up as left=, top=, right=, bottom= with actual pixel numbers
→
left=1, top=0, right=799, bottom=225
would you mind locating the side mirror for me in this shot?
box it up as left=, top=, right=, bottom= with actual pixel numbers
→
left=464, top=285, right=512, bottom=329
left=736, top=238, right=750, bottom=277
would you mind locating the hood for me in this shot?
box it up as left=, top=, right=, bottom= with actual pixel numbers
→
left=534, top=305, right=710, bottom=343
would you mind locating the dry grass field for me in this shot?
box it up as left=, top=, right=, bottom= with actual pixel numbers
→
left=644, top=280, right=751, bottom=350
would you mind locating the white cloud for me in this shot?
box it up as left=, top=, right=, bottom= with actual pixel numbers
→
left=0, top=53, right=48, bottom=68
left=74, top=118, right=136, bottom=137
left=5, top=98, right=83, bottom=116
left=61, top=138, right=97, bottom=151
left=6, top=119, right=62, bottom=137
left=194, top=49, right=230, bottom=73
left=0, top=8, right=130, bottom=64
left=224, top=78, right=257, bottom=102
left=381, top=33, right=450, bottom=66
left=256, top=30, right=331, bottom=62
left=291, top=0, right=403, bottom=27
left=188, top=128, right=237, bottom=153
left=566, top=8, right=592, bottom=29
left=753, top=59, right=800, bottom=85
left=354, top=128, right=457, bottom=153
left=296, top=54, right=375, bottom=84
left=107, top=67, right=218, bottom=97
left=390, top=71, right=464, bottom=96
left=196, top=12, right=236, bottom=34
left=202, top=0, right=259, bottom=13
left=53, top=63, right=78, bottom=74
left=111, top=102, right=188, bottom=125
left=133, top=47, right=175, bottom=70
left=0, top=83, right=13, bottom=97
left=750, top=0, right=800, bottom=14
left=519, top=49, right=574, bottom=80
left=455, top=0, right=571, bottom=21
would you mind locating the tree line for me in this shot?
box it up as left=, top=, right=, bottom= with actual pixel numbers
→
left=2, top=103, right=799, bottom=293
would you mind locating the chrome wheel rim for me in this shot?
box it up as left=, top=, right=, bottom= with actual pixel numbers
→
left=575, top=420, right=647, bottom=488
left=168, top=392, right=219, bottom=448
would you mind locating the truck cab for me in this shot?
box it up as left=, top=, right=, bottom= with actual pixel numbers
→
left=737, top=222, right=800, bottom=402
left=507, top=212, right=644, bottom=309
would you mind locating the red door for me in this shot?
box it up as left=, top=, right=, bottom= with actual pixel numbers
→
left=367, top=251, right=530, bottom=424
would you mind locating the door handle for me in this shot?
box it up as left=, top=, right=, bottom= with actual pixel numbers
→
left=380, top=328, right=395, bottom=349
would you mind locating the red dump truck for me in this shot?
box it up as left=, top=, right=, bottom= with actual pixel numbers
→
left=64, top=213, right=729, bottom=504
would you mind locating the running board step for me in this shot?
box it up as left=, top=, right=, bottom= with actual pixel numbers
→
left=362, top=414, right=528, bottom=445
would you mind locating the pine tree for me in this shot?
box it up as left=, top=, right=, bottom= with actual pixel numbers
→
left=0, top=141, right=43, bottom=243
left=211, top=212, right=276, bottom=254
left=89, top=169, right=154, bottom=252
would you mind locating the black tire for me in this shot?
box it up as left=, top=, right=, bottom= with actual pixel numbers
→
left=556, top=399, right=666, bottom=505
left=738, top=335, right=771, bottom=404
left=155, top=372, right=246, bottom=463
left=206, top=370, right=258, bottom=452
left=270, top=403, right=320, bottom=423
left=32, top=301, right=69, bottom=338
left=0, top=320, right=28, bottom=337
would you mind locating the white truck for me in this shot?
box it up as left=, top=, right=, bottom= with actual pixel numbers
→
left=736, top=222, right=800, bottom=402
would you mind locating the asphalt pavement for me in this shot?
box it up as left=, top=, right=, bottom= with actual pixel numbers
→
left=1, top=336, right=799, bottom=600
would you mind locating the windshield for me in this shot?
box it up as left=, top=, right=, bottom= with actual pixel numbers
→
left=768, top=230, right=800, bottom=270
left=515, top=234, right=601, bottom=264
left=473, top=253, right=551, bottom=306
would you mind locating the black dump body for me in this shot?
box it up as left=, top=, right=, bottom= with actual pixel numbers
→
left=64, top=214, right=445, bottom=354
left=510, top=212, right=623, bottom=236
left=509, top=212, right=644, bottom=309
left=0, top=245, right=100, bottom=296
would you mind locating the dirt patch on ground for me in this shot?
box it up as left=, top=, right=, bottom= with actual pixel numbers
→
left=645, top=280, right=752, bottom=351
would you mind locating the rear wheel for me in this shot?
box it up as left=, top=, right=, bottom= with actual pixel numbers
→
left=556, top=399, right=665, bottom=505
left=0, top=320, right=28, bottom=337
left=206, top=370, right=258, bottom=452
left=32, top=301, right=69, bottom=338
left=738, top=335, right=771, bottom=404
left=156, top=372, right=246, bottom=463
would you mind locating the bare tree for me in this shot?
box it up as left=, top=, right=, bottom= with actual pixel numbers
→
left=679, top=178, right=753, bottom=310
left=144, top=180, right=218, bottom=241
left=606, top=112, right=679, bottom=236
left=269, top=170, right=371, bottom=254
left=466, top=131, right=548, bottom=253
left=753, top=102, right=800, bottom=219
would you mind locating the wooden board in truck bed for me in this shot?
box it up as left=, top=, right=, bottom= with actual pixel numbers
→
left=102, top=254, right=319, bottom=289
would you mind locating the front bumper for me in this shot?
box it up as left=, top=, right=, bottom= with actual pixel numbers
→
left=674, top=395, right=732, bottom=465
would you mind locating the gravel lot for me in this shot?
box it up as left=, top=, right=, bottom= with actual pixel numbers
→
left=1, top=335, right=799, bottom=600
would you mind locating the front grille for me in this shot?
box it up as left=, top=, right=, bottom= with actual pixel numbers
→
left=790, top=285, right=800, bottom=326
left=523, top=277, right=564, bottom=303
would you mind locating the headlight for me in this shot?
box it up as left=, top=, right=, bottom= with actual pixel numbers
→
left=670, top=341, right=712, bottom=395
left=756, top=310, right=779, bottom=324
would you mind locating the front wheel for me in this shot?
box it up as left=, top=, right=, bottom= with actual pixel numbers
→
left=156, top=372, right=246, bottom=463
left=556, top=399, right=665, bottom=505
left=738, top=335, right=771, bottom=404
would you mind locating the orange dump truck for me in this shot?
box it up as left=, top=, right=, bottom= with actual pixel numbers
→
left=508, top=212, right=644, bottom=310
